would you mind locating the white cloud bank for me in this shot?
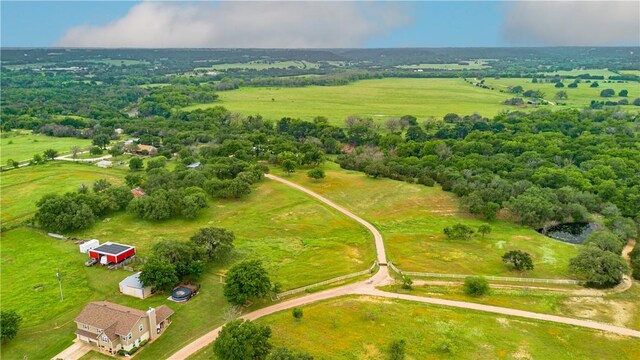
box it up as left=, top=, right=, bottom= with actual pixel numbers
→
left=503, top=1, right=640, bottom=46
left=57, top=1, right=412, bottom=48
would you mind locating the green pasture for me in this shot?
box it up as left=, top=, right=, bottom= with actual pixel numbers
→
left=83, top=59, right=150, bottom=66
left=483, top=77, right=639, bottom=108
left=382, top=282, right=640, bottom=330
left=273, top=162, right=579, bottom=279
left=619, top=70, right=640, bottom=76
left=248, top=296, right=639, bottom=360
left=397, top=60, right=490, bottom=70
left=1, top=131, right=91, bottom=163
left=541, top=69, right=620, bottom=78
left=185, top=78, right=513, bottom=124
left=195, top=60, right=319, bottom=71
left=0, top=162, right=126, bottom=226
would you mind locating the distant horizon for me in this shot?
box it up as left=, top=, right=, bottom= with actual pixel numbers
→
left=2, top=46, right=639, bottom=50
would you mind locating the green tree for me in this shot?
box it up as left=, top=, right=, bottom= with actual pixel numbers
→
left=443, top=223, right=475, bottom=240
left=505, top=186, right=558, bottom=227
left=104, top=186, right=134, bottom=211
left=125, top=173, right=144, bottom=188
left=266, top=347, right=314, bottom=360
left=0, top=310, right=22, bottom=343
left=43, top=148, right=58, bottom=160
left=129, top=157, right=144, bottom=171
left=619, top=89, right=628, bottom=97
left=31, top=153, right=44, bottom=165
left=223, top=260, right=272, bottom=305
left=388, top=339, right=406, bottom=360
left=89, top=146, right=103, bottom=156
left=6, top=159, right=19, bottom=168
left=463, top=276, right=489, bottom=296
left=569, top=246, right=629, bottom=288
left=229, top=178, right=252, bottom=198
left=292, top=307, right=303, bottom=320
left=190, top=227, right=235, bottom=261
left=477, top=224, right=492, bottom=239
left=70, top=146, right=82, bottom=159
left=213, top=320, right=272, bottom=360
left=93, top=179, right=112, bottom=193
left=568, top=82, right=578, bottom=88
left=92, top=134, right=111, bottom=149
left=146, top=156, right=167, bottom=171
left=554, top=91, right=568, bottom=100
left=590, top=81, right=599, bottom=88
left=109, top=145, right=124, bottom=157
left=139, top=257, right=178, bottom=291
left=554, top=82, right=564, bottom=88
left=281, top=159, right=296, bottom=174
left=583, top=231, right=625, bottom=254
left=509, top=85, right=524, bottom=94
left=401, top=276, right=413, bottom=290
left=364, top=161, right=388, bottom=179
left=307, top=168, right=325, bottom=180
left=600, top=89, right=615, bottom=97
left=502, top=250, right=534, bottom=271
left=35, top=193, right=96, bottom=232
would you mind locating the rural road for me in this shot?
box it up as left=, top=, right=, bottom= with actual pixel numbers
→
left=165, top=174, right=640, bottom=359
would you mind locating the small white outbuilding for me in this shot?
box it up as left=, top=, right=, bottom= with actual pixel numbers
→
left=96, top=160, right=113, bottom=168
left=119, top=272, right=153, bottom=299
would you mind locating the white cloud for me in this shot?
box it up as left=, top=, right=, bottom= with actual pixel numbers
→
left=502, top=1, right=640, bottom=46
left=57, top=1, right=412, bottom=48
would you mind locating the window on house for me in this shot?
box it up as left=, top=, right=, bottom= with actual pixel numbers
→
left=139, top=324, right=144, bottom=332
left=128, top=332, right=132, bottom=340
left=102, top=336, right=108, bottom=342
left=83, top=324, right=89, bottom=330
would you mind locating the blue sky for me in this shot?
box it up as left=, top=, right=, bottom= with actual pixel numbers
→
left=1, top=1, right=638, bottom=48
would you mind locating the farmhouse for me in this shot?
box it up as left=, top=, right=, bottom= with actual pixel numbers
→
left=133, top=144, right=158, bottom=156
left=75, top=301, right=173, bottom=355
left=119, top=272, right=152, bottom=299
left=88, top=242, right=136, bottom=265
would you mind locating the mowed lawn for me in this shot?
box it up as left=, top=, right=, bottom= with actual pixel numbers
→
left=184, top=78, right=513, bottom=124
left=483, top=77, right=639, bottom=108
left=0, top=162, right=126, bottom=226
left=246, top=296, right=640, bottom=360
left=273, top=162, right=579, bottom=279
left=1, top=131, right=91, bottom=163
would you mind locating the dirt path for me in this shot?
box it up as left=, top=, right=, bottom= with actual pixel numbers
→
left=165, top=175, right=640, bottom=360
left=623, top=239, right=636, bottom=263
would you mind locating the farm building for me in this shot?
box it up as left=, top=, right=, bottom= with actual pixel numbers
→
left=88, top=242, right=136, bottom=265
left=119, top=272, right=152, bottom=299
left=186, top=162, right=201, bottom=169
left=132, top=144, right=157, bottom=156
left=96, top=160, right=113, bottom=168
left=131, top=187, right=146, bottom=198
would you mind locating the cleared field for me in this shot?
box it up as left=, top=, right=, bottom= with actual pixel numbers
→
left=484, top=77, right=639, bottom=108
left=382, top=282, right=640, bottom=330
left=1, top=131, right=91, bottom=162
left=0, top=162, right=126, bottom=226
left=195, top=60, right=319, bottom=71
left=184, top=78, right=514, bottom=124
left=619, top=70, right=640, bottom=76
left=273, top=162, right=579, bottom=279
left=397, top=61, right=490, bottom=70
left=542, top=69, right=620, bottom=78
left=248, top=296, right=639, bottom=360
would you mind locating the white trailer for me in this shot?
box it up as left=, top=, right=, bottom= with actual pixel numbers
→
left=79, top=239, right=100, bottom=254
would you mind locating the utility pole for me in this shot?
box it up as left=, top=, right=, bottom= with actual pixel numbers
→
left=56, top=269, right=64, bottom=301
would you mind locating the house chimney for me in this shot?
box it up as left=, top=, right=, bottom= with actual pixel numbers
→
left=147, top=307, right=157, bottom=340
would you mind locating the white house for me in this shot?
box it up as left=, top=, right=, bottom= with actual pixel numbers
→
left=119, top=272, right=153, bottom=299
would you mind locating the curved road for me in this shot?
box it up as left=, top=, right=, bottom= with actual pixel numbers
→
left=167, top=174, right=640, bottom=360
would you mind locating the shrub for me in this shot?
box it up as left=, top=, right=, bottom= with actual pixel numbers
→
left=128, top=346, right=138, bottom=355
left=118, top=350, right=126, bottom=356
left=443, top=223, right=475, bottom=240
left=401, top=276, right=413, bottom=290
left=292, top=307, right=303, bottom=320
left=388, top=339, right=406, bottom=360
left=463, top=276, right=489, bottom=297
left=502, top=250, right=534, bottom=271
left=139, top=339, right=148, bottom=347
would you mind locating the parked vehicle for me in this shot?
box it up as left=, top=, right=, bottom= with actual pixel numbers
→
left=84, top=258, right=98, bottom=267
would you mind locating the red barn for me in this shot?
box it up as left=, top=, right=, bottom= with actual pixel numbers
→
left=88, top=242, right=136, bottom=265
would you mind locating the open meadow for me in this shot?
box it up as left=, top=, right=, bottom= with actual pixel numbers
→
left=1, top=131, right=91, bottom=163
left=191, top=296, right=640, bottom=360
left=194, top=60, right=319, bottom=71
left=184, top=78, right=514, bottom=124
left=273, top=162, right=579, bottom=279
left=0, top=162, right=126, bottom=226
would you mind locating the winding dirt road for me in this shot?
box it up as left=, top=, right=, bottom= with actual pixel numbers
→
left=166, top=174, right=640, bottom=360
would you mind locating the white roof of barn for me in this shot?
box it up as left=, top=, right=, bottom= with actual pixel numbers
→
left=119, top=272, right=147, bottom=289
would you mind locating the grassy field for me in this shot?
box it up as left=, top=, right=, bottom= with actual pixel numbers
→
left=195, top=60, right=319, bottom=71
left=619, top=70, right=640, bottom=76
left=189, top=295, right=640, bottom=359
left=483, top=77, right=638, bottom=108
left=542, top=69, right=620, bottom=78
left=397, top=61, right=490, bottom=70
left=184, top=78, right=514, bottom=124
left=381, top=282, right=640, bottom=330
left=0, top=162, right=127, bottom=226
left=273, top=162, right=579, bottom=279
left=1, top=131, right=91, bottom=162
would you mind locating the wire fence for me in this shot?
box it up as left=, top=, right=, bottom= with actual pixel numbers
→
left=388, top=262, right=582, bottom=285
left=274, top=261, right=378, bottom=300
